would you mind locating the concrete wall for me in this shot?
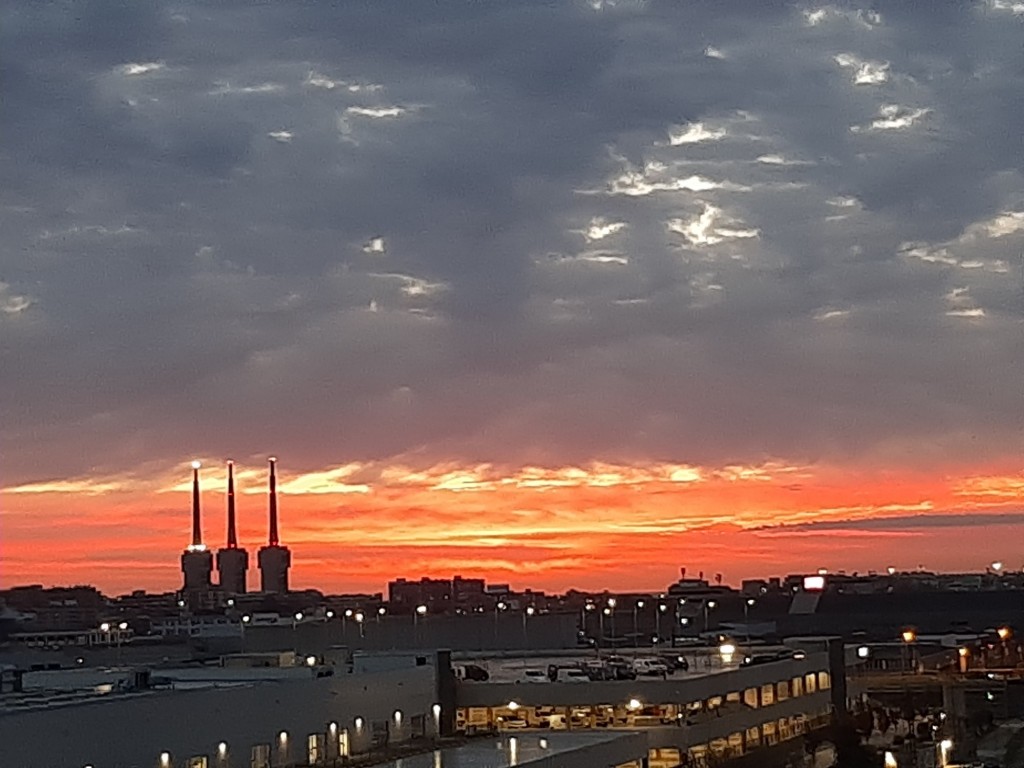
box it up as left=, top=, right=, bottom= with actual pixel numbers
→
left=0, top=665, right=440, bottom=768
left=243, top=613, right=579, bottom=654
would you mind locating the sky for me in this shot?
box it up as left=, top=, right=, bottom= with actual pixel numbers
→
left=3, top=0, right=1024, bottom=596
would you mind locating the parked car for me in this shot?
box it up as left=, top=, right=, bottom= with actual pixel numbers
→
left=518, top=668, right=548, bottom=683
left=580, top=660, right=613, bottom=681
left=604, top=658, right=638, bottom=680
left=659, top=653, right=690, bottom=672
left=559, top=668, right=591, bottom=684
left=453, top=663, right=490, bottom=681
left=632, top=657, right=670, bottom=677
left=741, top=650, right=801, bottom=667
left=547, top=664, right=590, bottom=683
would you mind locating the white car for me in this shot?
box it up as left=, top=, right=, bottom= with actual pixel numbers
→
left=632, top=657, right=669, bottom=676
left=519, top=668, right=548, bottom=683
left=559, top=668, right=590, bottom=684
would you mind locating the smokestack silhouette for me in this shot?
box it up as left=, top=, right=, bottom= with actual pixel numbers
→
left=268, top=457, right=279, bottom=546
left=226, top=460, right=237, bottom=548
left=191, top=461, right=202, bottom=547
left=258, top=456, right=290, bottom=593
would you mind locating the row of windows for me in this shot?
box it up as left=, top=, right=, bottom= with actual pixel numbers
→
left=685, top=711, right=834, bottom=768
left=138, top=710, right=439, bottom=768
left=746, top=670, right=831, bottom=708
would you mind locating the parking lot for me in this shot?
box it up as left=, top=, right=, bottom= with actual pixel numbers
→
left=457, top=649, right=743, bottom=683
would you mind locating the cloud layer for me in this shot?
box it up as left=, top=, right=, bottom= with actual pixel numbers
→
left=2, top=1, right=1024, bottom=590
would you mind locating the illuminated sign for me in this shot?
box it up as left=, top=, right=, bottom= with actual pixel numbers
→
left=803, top=575, right=826, bottom=591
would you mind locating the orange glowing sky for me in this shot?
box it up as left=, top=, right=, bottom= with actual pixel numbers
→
left=6, top=2, right=1024, bottom=598
left=4, top=458, right=1024, bottom=595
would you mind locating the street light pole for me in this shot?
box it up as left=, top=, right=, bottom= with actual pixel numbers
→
left=656, top=603, right=667, bottom=645
left=117, top=621, right=128, bottom=664
left=607, top=598, right=617, bottom=645
left=633, top=601, right=644, bottom=649
left=415, top=604, right=427, bottom=645
left=523, top=606, right=535, bottom=648
left=704, top=600, right=716, bottom=634
left=494, top=601, right=507, bottom=644
left=744, top=599, right=755, bottom=643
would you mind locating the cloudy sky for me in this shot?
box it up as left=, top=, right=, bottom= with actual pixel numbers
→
left=4, top=0, right=1024, bottom=595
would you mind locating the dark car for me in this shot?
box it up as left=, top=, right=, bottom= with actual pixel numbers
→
left=660, top=653, right=689, bottom=672
left=741, top=650, right=802, bottom=667
left=604, top=657, right=638, bottom=680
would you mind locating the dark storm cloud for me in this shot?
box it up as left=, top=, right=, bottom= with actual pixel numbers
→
left=757, top=511, right=1024, bottom=533
left=3, top=0, right=1024, bottom=482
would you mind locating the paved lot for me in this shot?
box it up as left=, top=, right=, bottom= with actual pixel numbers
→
left=459, top=650, right=741, bottom=683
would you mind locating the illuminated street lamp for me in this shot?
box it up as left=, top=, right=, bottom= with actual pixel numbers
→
left=326, top=610, right=335, bottom=619
left=997, top=626, right=1012, bottom=641
left=719, top=641, right=736, bottom=665
left=958, top=646, right=970, bottom=674
left=626, top=698, right=642, bottom=712
left=901, top=629, right=917, bottom=672
left=655, top=603, right=667, bottom=643
left=521, top=606, right=536, bottom=647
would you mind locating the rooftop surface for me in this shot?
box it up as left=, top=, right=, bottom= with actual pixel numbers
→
left=372, top=732, right=642, bottom=768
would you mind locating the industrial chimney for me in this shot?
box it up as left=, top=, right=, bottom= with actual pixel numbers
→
left=181, top=460, right=213, bottom=592
left=216, top=460, right=249, bottom=594
left=257, top=457, right=291, bottom=593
